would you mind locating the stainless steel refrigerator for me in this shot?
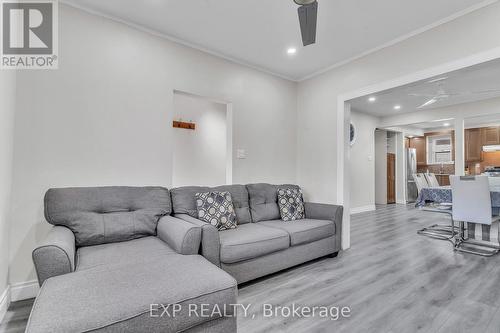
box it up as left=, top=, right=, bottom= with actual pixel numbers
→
left=406, top=148, right=418, bottom=203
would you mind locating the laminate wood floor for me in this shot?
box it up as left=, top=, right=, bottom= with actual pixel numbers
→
left=2, top=204, right=500, bottom=333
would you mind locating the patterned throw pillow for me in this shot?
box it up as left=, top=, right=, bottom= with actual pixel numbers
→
left=277, top=187, right=305, bottom=221
left=195, top=191, right=238, bottom=231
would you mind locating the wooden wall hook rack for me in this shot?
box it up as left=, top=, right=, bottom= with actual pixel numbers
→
left=173, top=121, right=195, bottom=130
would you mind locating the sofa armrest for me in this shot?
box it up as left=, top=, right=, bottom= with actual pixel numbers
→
left=304, top=202, right=343, bottom=251
left=32, top=226, right=75, bottom=286
left=175, top=214, right=221, bottom=267
left=156, top=216, right=201, bottom=255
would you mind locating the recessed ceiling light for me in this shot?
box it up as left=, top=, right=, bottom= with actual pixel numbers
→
left=443, top=122, right=450, bottom=127
left=394, top=105, right=401, bottom=110
left=287, top=48, right=297, bottom=55
left=368, top=96, right=376, bottom=102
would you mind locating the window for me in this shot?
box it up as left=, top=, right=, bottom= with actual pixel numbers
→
left=427, top=134, right=453, bottom=164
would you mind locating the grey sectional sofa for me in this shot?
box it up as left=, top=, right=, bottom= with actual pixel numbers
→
left=28, top=187, right=238, bottom=333
left=171, top=183, right=343, bottom=284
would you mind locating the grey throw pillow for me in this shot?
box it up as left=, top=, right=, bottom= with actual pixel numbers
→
left=277, top=187, right=305, bottom=221
left=195, top=191, right=238, bottom=231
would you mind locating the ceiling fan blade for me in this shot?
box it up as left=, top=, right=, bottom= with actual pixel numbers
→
left=298, top=1, right=317, bottom=46
left=418, top=98, right=438, bottom=109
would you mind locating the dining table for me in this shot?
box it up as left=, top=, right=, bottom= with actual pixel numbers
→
left=416, top=185, right=500, bottom=244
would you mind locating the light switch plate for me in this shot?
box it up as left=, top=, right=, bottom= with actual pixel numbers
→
left=237, top=149, right=246, bottom=159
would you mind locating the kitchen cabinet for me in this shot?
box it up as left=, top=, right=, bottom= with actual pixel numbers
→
left=482, top=127, right=500, bottom=145
left=465, top=128, right=483, bottom=162
left=408, top=137, right=426, bottom=166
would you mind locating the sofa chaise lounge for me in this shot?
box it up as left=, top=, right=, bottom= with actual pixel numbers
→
left=171, top=183, right=343, bottom=284
left=27, top=187, right=238, bottom=333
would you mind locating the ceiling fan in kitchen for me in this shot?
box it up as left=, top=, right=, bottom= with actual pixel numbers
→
left=293, top=0, right=318, bottom=46
left=410, top=77, right=500, bottom=109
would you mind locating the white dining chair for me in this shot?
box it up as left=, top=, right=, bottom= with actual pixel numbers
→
left=424, top=173, right=441, bottom=187
left=416, top=173, right=455, bottom=241
left=413, top=173, right=429, bottom=194
left=451, top=175, right=500, bottom=256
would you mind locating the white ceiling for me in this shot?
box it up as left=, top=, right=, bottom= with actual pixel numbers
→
left=392, top=121, right=455, bottom=135
left=386, top=115, right=500, bottom=135
left=350, top=58, right=500, bottom=116
left=62, top=0, right=492, bottom=81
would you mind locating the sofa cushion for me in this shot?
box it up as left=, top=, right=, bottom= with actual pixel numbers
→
left=219, top=224, right=290, bottom=264
left=195, top=191, right=237, bottom=231
left=26, top=255, right=238, bottom=333
left=171, top=185, right=251, bottom=224
left=246, top=183, right=300, bottom=222
left=277, top=187, right=305, bottom=221
left=76, top=236, right=176, bottom=271
left=258, top=219, right=335, bottom=246
left=44, top=186, right=171, bottom=247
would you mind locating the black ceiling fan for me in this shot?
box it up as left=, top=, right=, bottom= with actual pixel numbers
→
left=294, top=0, right=318, bottom=46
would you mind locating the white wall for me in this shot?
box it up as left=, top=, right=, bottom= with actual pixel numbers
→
left=349, top=111, right=378, bottom=211
left=374, top=130, right=387, bottom=205
left=172, top=92, right=227, bottom=187
left=0, top=71, right=16, bottom=311
left=10, top=4, right=297, bottom=286
left=297, top=2, right=500, bottom=205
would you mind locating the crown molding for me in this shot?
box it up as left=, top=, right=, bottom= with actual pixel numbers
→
left=0, top=286, right=10, bottom=325
left=59, top=0, right=297, bottom=82
left=61, top=0, right=498, bottom=83
left=299, top=0, right=498, bottom=82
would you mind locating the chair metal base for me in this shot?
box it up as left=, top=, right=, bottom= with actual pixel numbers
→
left=417, top=224, right=458, bottom=241
left=454, top=221, right=500, bottom=257
left=454, top=239, right=500, bottom=257
left=417, top=208, right=457, bottom=242
left=417, top=213, right=500, bottom=257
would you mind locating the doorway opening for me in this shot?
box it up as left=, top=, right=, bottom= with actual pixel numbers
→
left=172, top=90, right=233, bottom=187
left=339, top=50, right=500, bottom=249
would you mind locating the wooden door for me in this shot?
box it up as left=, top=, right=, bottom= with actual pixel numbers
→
left=409, top=137, right=426, bottom=166
left=482, top=127, right=500, bottom=145
left=387, top=153, right=396, bottom=204
left=465, top=128, right=482, bottom=162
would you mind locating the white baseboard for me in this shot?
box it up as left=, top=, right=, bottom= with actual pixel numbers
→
left=10, top=280, right=39, bottom=302
left=350, top=205, right=376, bottom=215
left=0, top=286, right=11, bottom=324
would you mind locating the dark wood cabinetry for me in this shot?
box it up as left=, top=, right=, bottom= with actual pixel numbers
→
left=435, top=174, right=451, bottom=186
left=408, top=137, right=426, bottom=166
left=465, top=128, right=483, bottom=162
left=482, top=127, right=500, bottom=145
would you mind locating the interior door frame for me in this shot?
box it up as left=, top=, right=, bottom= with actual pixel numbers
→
left=172, top=89, right=233, bottom=185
